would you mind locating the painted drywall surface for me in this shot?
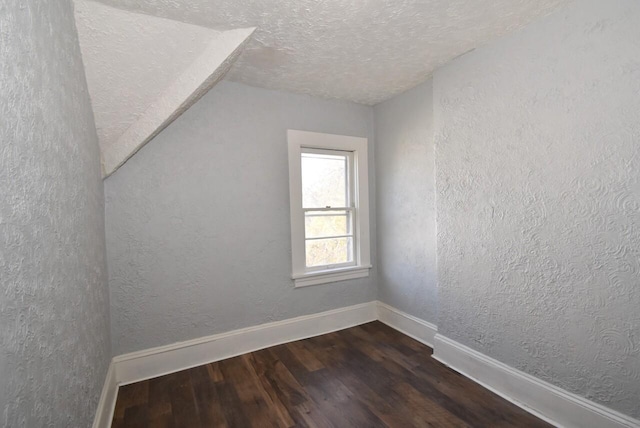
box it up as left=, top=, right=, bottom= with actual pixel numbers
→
left=374, top=81, right=437, bottom=325
left=105, top=81, right=377, bottom=355
left=0, top=1, right=111, bottom=426
left=93, top=0, right=568, bottom=105
left=434, top=0, right=640, bottom=418
left=74, top=0, right=220, bottom=155
left=101, top=27, right=255, bottom=177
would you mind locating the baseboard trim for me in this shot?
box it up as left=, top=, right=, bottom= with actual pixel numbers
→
left=92, top=362, right=118, bottom=428
left=113, top=301, right=377, bottom=386
left=433, top=333, right=640, bottom=428
left=376, top=301, right=437, bottom=348
left=94, top=302, right=639, bottom=428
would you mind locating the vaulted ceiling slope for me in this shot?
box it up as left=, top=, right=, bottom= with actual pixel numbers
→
left=91, top=0, right=570, bottom=105
left=74, top=0, right=254, bottom=176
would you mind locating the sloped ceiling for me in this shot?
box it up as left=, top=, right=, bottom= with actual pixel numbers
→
left=89, top=0, right=570, bottom=105
left=75, top=0, right=217, bottom=152
left=74, top=1, right=254, bottom=176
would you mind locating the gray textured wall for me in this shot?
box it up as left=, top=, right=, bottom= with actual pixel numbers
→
left=105, top=81, right=377, bottom=355
left=0, top=1, right=111, bottom=426
left=434, top=0, right=640, bottom=418
left=374, top=81, right=437, bottom=324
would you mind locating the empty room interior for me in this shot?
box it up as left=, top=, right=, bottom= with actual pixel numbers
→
left=1, top=0, right=639, bottom=427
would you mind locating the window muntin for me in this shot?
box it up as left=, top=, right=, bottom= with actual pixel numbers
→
left=304, top=210, right=351, bottom=238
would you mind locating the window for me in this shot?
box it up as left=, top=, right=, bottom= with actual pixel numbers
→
left=288, top=130, right=371, bottom=287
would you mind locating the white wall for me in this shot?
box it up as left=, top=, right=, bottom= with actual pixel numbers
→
left=434, top=0, right=640, bottom=418
left=105, top=81, right=377, bottom=355
left=0, top=1, right=111, bottom=426
left=374, top=80, right=437, bottom=324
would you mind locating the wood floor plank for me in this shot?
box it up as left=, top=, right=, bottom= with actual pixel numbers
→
left=393, top=381, right=470, bottom=428
left=112, top=321, right=553, bottom=428
left=371, top=328, right=545, bottom=426
left=241, top=353, right=297, bottom=427
left=270, top=343, right=387, bottom=428
left=189, top=364, right=229, bottom=427
left=313, top=331, right=470, bottom=427
left=317, top=356, right=419, bottom=427
left=213, top=377, right=254, bottom=427
left=207, top=362, right=225, bottom=383
left=285, top=340, right=325, bottom=372
left=218, top=356, right=285, bottom=427
left=147, top=374, right=173, bottom=428
left=343, top=325, right=548, bottom=427
left=113, top=381, right=149, bottom=420
left=123, top=404, right=149, bottom=426
left=169, top=369, right=201, bottom=427
left=297, top=368, right=387, bottom=428
left=328, top=350, right=462, bottom=424
left=251, top=348, right=310, bottom=409
left=252, top=347, right=333, bottom=427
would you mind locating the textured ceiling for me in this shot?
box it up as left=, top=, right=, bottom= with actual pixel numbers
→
left=74, top=0, right=220, bottom=152
left=89, top=0, right=570, bottom=105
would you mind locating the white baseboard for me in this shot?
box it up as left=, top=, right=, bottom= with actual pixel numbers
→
left=93, top=301, right=639, bottom=428
left=433, top=333, right=640, bottom=428
left=92, top=362, right=118, bottom=428
left=376, top=301, right=437, bottom=348
left=113, top=301, right=377, bottom=386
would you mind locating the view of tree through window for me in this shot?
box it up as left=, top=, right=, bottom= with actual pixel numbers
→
left=301, top=150, right=354, bottom=267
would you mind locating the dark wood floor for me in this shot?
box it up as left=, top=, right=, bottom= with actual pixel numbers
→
left=112, top=322, right=551, bottom=427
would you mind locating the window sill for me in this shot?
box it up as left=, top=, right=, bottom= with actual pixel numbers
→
left=292, top=265, right=372, bottom=288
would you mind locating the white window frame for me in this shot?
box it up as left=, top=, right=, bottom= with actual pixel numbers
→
left=288, top=129, right=371, bottom=287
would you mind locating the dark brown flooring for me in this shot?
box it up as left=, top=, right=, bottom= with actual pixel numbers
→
left=112, top=321, right=551, bottom=427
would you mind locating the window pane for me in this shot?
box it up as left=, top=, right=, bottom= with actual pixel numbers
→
left=305, top=210, right=351, bottom=238
left=301, top=152, right=347, bottom=208
left=306, top=237, right=353, bottom=267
